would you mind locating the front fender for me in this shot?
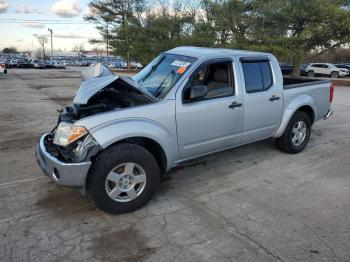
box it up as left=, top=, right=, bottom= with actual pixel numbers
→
left=274, top=94, right=316, bottom=138
left=89, top=118, right=178, bottom=170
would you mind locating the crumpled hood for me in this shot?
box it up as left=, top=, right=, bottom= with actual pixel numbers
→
left=73, top=63, right=156, bottom=105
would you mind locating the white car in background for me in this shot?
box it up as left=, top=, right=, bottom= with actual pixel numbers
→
left=306, top=63, right=349, bottom=78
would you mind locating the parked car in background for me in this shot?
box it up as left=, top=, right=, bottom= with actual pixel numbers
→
left=17, top=59, right=32, bottom=68
left=53, top=62, right=66, bottom=69
left=0, top=59, right=9, bottom=69
left=109, top=60, right=124, bottom=69
left=81, top=60, right=91, bottom=67
left=131, top=61, right=143, bottom=69
left=0, top=61, right=7, bottom=74
left=334, top=64, right=350, bottom=73
left=45, top=62, right=54, bottom=69
left=305, top=63, right=348, bottom=78
left=300, top=64, right=308, bottom=76
left=31, top=60, right=46, bottom=69
left=279, top=63, right=293, bottom=75
left=8, top=59, right=17, bottom=68
left=36, top=47, right=334, bottom=214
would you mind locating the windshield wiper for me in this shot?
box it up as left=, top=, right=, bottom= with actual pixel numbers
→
left=154, top=69, right=176, bottom=97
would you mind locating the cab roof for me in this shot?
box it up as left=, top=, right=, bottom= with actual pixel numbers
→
left=165, top=46, right=271, bottom=59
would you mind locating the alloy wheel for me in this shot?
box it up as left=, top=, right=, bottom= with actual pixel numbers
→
left=105, top=162, right=147, bottom=202
left=291, top=121, right=307, bottom=146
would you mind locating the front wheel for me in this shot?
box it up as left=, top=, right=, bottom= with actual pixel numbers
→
left=276, top=111, right=311, bottom=154
left=331, top=71, right=339, bottom=78
left=87, top=143, right=160, bottom=214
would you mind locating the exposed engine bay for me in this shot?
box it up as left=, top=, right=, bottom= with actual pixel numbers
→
left=59, top=77, right=155, bottom=123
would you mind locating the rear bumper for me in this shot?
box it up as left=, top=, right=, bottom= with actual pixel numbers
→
left=36, top=134, right=91, bottom=188
left=323, top=109, right=334, bottom=120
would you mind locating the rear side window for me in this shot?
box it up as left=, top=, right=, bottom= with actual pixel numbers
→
left=242, top=60, right=273, bottom=93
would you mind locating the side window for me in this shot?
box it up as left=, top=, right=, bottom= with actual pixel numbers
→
left=242, top=60, right=273, bottom=93
left=183, top=61, right=234, bottom=102
left=260, top=62, right=272, bottom=89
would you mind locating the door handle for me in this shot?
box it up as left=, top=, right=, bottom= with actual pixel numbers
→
left=229, top=101, right=242, bottom=109
left=269, top=95, right=280, bottom=102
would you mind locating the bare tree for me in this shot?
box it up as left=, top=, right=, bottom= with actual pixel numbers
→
left=36, top=48, right=43, bottom=60
left=34, top=34, right=48, bottom=60
left=73, top=42, right=85, bottom=59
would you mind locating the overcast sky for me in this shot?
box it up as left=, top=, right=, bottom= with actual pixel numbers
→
left=0, top=0, right=101, bottom=52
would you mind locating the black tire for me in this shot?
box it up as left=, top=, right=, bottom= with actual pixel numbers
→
left=307, top=71, right=314, bottom=78
left=87, top=143, right=160, bottom=214
left=276, top=111, right=311, bottom=154
left=331, top=71, right=339, bottom=78
left=4, top=69, right=7, bottom=74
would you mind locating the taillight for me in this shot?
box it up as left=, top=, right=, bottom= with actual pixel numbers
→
left=329, top=83, right=334, bottom=103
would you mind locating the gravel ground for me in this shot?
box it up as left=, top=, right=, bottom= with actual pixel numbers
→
left=0, top=68, right=349, bottom=262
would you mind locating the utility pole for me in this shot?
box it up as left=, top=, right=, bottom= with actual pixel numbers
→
left=48, top=28, right=53, bottom=65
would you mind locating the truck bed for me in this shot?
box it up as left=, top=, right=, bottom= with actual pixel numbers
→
left=283, top=77, right=331, bottom=89
left=282, top=77, right=332, bottom=123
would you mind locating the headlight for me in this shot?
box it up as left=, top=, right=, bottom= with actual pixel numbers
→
left=53, top=122, right=88, bottom=146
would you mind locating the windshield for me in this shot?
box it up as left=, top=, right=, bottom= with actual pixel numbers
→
left=132, top=53, right=197, bottom=98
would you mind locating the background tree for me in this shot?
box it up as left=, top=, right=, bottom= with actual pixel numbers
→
left=245, top=0, right=350, bottom=75
left=34, top=34, right=48, bottom=61
left=2, top=47, right=18, bottom=54
left=86, top=0, right=350, bottom=75
left=85, top=0, right=146, bottom=71
left=73, top=42, right=85, bottom=59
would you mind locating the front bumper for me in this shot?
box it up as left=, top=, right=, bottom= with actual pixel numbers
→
left=36, top=134, right=91, bottom=188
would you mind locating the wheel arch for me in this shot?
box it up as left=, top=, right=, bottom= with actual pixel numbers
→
left=88, top=119, right=178, bottom=172
left=297, top=105, right=315, bottom=124
left=274, top=95, right=316, bottom=138
left=113, top=136, right=168, bottom=174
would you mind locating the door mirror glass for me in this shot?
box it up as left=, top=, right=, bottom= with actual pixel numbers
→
left=189, top=85, right=208, bottom=100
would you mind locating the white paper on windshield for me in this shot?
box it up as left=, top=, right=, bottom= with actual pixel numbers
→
left=171, top=60, right=191, bottom=67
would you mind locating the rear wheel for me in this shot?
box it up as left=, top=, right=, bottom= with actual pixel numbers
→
left=276, top=111, right=311, bottom=154
left=87, top=143, right=160, bottom=214
left=331, top=71, right=339, bottom=78
left=307, top=71, right=314, bottom=77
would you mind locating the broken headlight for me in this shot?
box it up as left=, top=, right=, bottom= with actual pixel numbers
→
left=53, top=122, right=88, bottom=147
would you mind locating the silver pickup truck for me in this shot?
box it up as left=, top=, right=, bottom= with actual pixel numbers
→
left=36, top=47, right=334, bottom=214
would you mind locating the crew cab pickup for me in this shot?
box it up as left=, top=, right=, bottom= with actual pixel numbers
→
left=36, top=47, right=334, bottom=214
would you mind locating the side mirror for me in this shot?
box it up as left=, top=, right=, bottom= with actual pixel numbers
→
left=188, top=85, right=208, bottom=100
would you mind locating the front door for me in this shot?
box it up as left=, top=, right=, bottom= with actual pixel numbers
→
left=240, top=58, right=283, bottom=143
left=176, top=60, right=244, bottom=160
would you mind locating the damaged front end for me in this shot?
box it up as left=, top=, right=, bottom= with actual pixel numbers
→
left=44, top=130, right=101, bottom=163
left=36, top=63, right=156, bottom=187
left=51, top=64, right=155, bottom=162
left=59, top=63, right=156, bottom=123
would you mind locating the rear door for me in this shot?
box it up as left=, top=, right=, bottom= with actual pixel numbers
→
left=176, top=59, right=244, bottom=159
left=322, top=64, right=331, bottom=75
left=239, top=58, right=283, bottom=143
